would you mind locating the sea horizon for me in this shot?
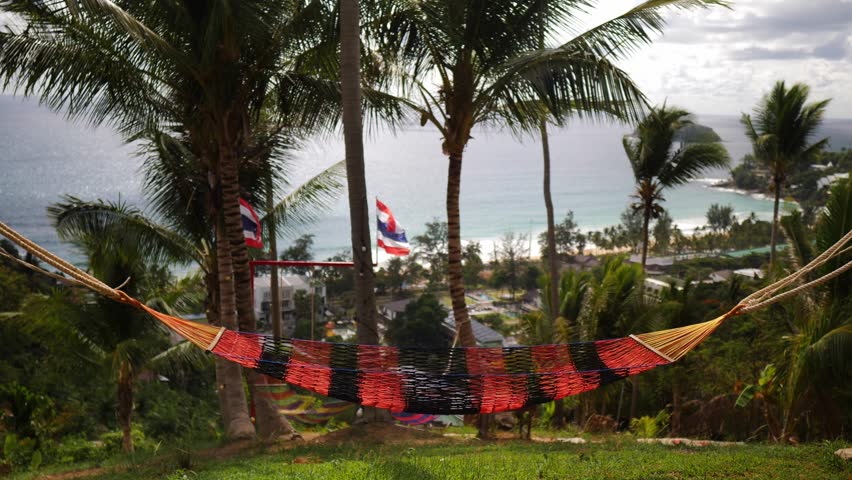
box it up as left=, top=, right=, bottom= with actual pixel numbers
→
left=2, top=94, right=851, bottom=269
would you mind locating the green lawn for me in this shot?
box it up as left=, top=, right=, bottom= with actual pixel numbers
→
left=25, top=436, right=849, bottom=480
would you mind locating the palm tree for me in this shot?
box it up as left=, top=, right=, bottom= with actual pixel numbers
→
left=60, top=142, right=345, bottom=440
left=624, top=106, right=730, bottom=269
left=742, top=81, right=830, bottom=266
left=538, top=269, right=592, bottom=427
left=0, top=0, right=398, bottom=438
left=340, top=0, right=379, bottom=349
left=737, top=180, right=851, bottom=441
left=143, top=135, right=345, bottom=439
left=772, top=179, right=852, bottom=440
left=17, top=198, right=209, bottom=453
left=536, top=0, right=727, bottom=335
left=580, top=255, right=647, bottom=421
left=378, top=0, right=725, bottom=349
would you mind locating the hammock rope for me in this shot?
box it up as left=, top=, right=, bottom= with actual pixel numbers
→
left=1, top=219, right=850, bottom=414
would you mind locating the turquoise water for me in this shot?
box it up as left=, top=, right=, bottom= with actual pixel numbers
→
left=1, top=95, right=851, bottom=264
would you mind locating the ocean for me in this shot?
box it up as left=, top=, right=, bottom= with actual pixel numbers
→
left=1, top=94, right=851, bottom=265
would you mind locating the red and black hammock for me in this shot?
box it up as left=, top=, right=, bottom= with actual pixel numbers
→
left=3, top=219, right=847, bottom=415
left=144, top=305, right=725, bottom=414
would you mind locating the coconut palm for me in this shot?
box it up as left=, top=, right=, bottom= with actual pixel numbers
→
left=741, top=81, right=830, bottom=266
left=376, top=0, right=725, bottom=349
left=0, top=0, right=399, bottom=438
left=772, top=178, right=852, bottom=440
left=537, top=269, right=592, bottom=427
left=14, top=199, right=208, bottom=453
left=536, top=0, right=726, bottom=331
left=340, top=0, right=381, bottom=350
left=579, top=255, right=647, bottom=421
left=144, top=134, right=345, bottom=438
left=49, top=144, right=345, bottom=440
left=624, top=106, right=730, bottom=269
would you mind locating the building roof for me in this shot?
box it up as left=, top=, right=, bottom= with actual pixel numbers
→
left=708, top=269, right=733, bottom=283
left=818, top=172, right=849, bottom=189
left=443, top=313, right=505, bottom=346
left=380, top=298, right=414, bottom=314
left=629, top=254, right=675, bottom=267
left=734, top=268, right=765, bottom=279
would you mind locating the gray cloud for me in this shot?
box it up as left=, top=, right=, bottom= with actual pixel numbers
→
left=660, top=0, right=852, bottom=47
left=731, top=35, right=849, bottom=61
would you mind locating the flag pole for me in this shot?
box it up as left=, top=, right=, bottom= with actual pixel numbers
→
left=374, top=195, right=379, bottom=266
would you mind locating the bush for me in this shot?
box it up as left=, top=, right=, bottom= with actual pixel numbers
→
left=630, top=410, right=670, bottom=438
left=100, top=425, right=158, bottom=454
left=134, top=381, right=220, bottom=441
left=2, top=434, right=41, bottom=470
left=54, top=436, right=107, bottom=464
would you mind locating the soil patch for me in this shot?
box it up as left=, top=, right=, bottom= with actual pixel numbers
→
left=313, top=424, right=450, bottom=446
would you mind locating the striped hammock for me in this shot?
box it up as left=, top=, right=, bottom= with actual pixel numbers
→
left=154, top=310, right=724, bottom=414
left=255, top=379, right=354, bottom=424
left=2, top=220, right=849, bottom=415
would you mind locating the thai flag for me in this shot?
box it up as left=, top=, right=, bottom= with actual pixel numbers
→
left=240, top=198, right=264, bottom=249
left=376, top=198, right=410, bottom=256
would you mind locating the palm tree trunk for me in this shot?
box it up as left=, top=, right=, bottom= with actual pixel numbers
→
left=540, top=120, right=560, bottom=323
left=220, top=145, right=296, bottom=440
left=770, top=178, right=782, bottom=267
left=117, top=366, right=134, bottom=453
left=630, top=207, right=652, bottom=421
left=671, top=381, right=681, bottom=436
left=341, top=0, right=378, bottom=347
left=446, top=150, right=488, bottom=436
left=640, top=208, right=651, bottom=270
left=341, top=0, right=388, bottom=425
left=204, top=265, right=255, bottom=441
left=447, top=151, right=475, bottom=347
left=541, top=119, right=566, bottom=428
left=266, top=176, right=283, bottom=338
left=214, top=216, right=257, bottom=440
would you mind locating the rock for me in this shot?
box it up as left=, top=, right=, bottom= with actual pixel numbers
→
left=494, top=412, right=517, bottom=430
left=836, top=448, right=852, bottom=461
left=584, top=414, right=617, bottom=433
left=637, top=438, right=744, bottom=447
left=555, top=437, right=587, bottom=444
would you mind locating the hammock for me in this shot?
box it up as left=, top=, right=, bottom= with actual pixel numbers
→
left=254, top=380, right=354, bottom=424
left=2, top=220, right=850, bottom=414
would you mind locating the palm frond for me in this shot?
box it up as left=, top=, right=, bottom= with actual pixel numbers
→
left=261, top=160, right=346, bottom=236
left=658, top=142, right=730, bottom=186
left=147, top=340, right=212, bottom=376
left=47, top=196, right=200, bottom=267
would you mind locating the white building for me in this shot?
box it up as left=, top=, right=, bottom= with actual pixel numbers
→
left=253, top=274, right=326, bottom=335
left=817, top=172, right=849, bottom=190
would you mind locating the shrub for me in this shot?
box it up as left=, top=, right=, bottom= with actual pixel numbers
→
left=2, top=434, right=40, bottom=470
left=134, top=381, right=220, bottom=441
left=100, top=425, right=158, bottom=454
left=54, top=436, right=107, bottom=464
left=630, top=410, right=670, bottom=438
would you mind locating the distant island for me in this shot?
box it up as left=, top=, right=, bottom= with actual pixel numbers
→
left=675, top=124, right=722, bottom=143
left=630, top=123, right=722, bottom=143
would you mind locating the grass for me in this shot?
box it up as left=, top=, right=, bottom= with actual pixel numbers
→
left=23, top=436, right=849, bottom=480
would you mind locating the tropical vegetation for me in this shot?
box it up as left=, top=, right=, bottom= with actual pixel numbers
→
left=0, top=0, right=849, bottom=477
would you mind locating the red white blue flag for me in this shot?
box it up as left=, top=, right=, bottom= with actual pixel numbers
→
left=240, top=198, right=264, bottom=249
left=376, top=198, right=410, bottom=256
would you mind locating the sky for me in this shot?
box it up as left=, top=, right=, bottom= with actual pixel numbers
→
left=1, top=1, right=850, bottom=118
left=581, top=0, right=852, bottom=118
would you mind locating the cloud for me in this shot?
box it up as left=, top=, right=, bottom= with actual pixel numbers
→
left=731, top=36, right=849, bottom=61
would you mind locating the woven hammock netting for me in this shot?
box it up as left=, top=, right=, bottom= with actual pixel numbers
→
left=213, top=331, right=668, bottom=414
left=2, top=219, right=850, bottom=415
